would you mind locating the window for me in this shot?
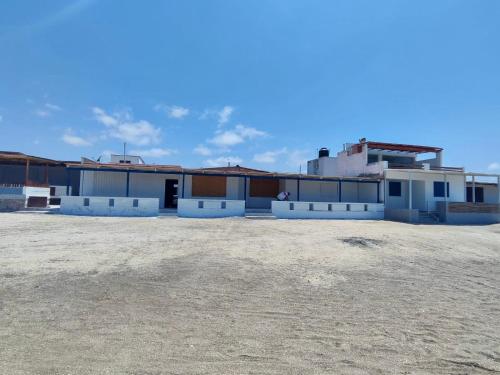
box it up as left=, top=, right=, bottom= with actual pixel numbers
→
left=132, top=199, right=139, bottom=208
left=309, top=203, right=314, bottom=211
left=198, top=201, right=204, bottom=209
left=221, top=201, right=226, bottom=209
left=433, top=181, right=450, bottom=198
left=389, top=181, right=401, bottom=197
left=109, top=199, right=114, bottom=207
left=83, top=198, right=90, bottom=206
left=466, top=187, right=484, bottom=203
left=192, top=175, right=226, bottom=197
left=249, top=178, right=280, bottom=198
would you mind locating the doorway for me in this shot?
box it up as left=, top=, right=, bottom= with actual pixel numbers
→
left=164, top=179, right=178, bottom=208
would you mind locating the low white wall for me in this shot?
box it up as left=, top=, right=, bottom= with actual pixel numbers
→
left=178, top=198, right=245, bottom=218
left=272, top=201, right=384, bottom=220
left=60, top=196, right=159, bottom=217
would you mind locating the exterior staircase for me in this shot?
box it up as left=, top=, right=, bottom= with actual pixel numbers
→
left=418, top=210, right=440, bottom=224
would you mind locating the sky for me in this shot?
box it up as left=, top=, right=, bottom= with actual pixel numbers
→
left=0, top=0, right=499, bottom=173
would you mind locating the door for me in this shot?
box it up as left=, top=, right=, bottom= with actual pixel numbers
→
left=164, top=179, right=178, bottom=208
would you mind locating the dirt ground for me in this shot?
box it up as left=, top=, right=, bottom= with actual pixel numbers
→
left=0, top=213, right=499, bottom=374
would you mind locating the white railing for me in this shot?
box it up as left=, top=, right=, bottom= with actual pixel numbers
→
left=178, top=198, right=245, bottom=218
left=60, top=196, right=159, bottom=217
left=272, top=201, right=384, bottom=219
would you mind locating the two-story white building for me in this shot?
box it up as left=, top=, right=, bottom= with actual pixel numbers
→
left=308, top=139, right=500, bottom=224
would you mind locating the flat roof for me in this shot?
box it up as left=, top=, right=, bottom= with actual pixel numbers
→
left=66, top=162, right=382, bottom=182
left=364, top=141, right=443, bottom=154
left=0, top=151, right=67, bottom=166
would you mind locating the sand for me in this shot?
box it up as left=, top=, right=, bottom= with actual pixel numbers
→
left=0, top=212, right=499, bottom=374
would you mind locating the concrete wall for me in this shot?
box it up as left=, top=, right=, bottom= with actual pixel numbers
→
left=0, top=195, right=25, bottom=211
left=272, top=201, right=384, bottom=219
left=482, top=185, right=499, bottom=204
left=308, top=145, right=385, bottom=177
left=60, top=196, right=159, bottom=217
left=178, top=198, right=245, bottom=218
left=436, top=202, right=500, bottom=224
left=384, top=208, right=420, bottom=223
left=80, top=170, right=183, bottom=208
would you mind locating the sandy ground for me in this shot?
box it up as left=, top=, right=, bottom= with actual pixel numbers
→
left=0, top=213, right=499, bottom=374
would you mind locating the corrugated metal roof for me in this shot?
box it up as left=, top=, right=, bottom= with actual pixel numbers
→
left=66, top=162, right=382, bottom=182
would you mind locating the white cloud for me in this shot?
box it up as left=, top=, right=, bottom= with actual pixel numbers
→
left=205, top=156, right=243, bottom=167
left=154, top=104, right=189, bottom=119
left=35, top=109, right=51, bottom=118
left=45, top=103, right=62, bottom=111
left=487, top=162, right=500, bottom=171
left=253, top=148, right=287, bottom=164
left=92, top=107, right=119, bottom=126
left=208, top=124, right=267, bottom=147
left=35, top=102, right=62, bottom=118
left=62, top=130, right=92, bottom=147
left=193, top=144, right=213, bottom=156
left=92, top=107, right=161, bottom=146
left=217, top=106, right=234, bottom=126
left=130, top=148, right=176, bottom=158
left=209, top=131, right=244, bottom=147
left=199, top=105, right=234, bottom=127
left=287, top=150, right=311, bottom=170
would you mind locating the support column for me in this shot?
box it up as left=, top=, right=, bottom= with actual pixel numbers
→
left=408, top=174, right=413, bottom=210
left=181, top=173, right=186, bottom=198
left=377, top=181, right=380, bottom=203
left=297, top=179, right=300, bottom=201
left=65, top=169, right=70, bottom=196
left=125, top=171, right=130, bottom=197
left=45, top=163, right=49, bottom=186
left=243, top=177, right=247, bottom=208
left=498, top=176, right=500, bottom=204
left=338, top=180, right=342, bottom=202
left=25, top=159, right=30, bottom=186
left=472, top=175, right=476, bottom=203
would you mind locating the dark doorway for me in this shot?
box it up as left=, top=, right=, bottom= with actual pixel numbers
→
left=164, top=179, right=178, bottom=208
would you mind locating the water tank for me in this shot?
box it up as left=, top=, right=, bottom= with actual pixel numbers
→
left=318, top=147, right=330, bottom=158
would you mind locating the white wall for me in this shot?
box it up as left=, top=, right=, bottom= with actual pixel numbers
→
left=482, top=184, right=499, bottom=204
left=129, top=173, right=181, bottom=208
left=178, top=198, right=245, bottom=218
left=60, top=196, right=159, bottom=217
left=80, top=170, right=182, bottom=208
left=272, top=201, right=384, bottom=219
left=308, top=145, right=385, bottom=177
left=384, top=170, right=466, bottom=211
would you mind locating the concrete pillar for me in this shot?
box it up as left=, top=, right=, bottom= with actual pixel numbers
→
left=25, top=159, right=30, bottom=186
left=125, top=171, right=130, bottom=197
left=408, top=174, right=412, bottom=210
left=66, top=169, right=70, bottom=196
left=498, top=176, right=500, bottom=204
left=472, top=175, right=476, bottom=203
left=243, top=176, right=247, bottom=207
left=436, top=151, right=443, bottom=167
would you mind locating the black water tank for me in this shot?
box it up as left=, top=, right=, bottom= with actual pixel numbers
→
left=318, top=147, right=330, bottom=158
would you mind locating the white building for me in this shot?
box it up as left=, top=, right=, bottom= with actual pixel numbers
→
left=308, top=139, right=500, bottom=224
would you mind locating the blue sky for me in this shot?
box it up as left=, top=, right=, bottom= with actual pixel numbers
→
left=0, top=0, right=499, bottom=172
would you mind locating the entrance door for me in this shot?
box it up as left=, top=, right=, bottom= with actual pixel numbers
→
left=164, top=180, right=178, bottom=208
